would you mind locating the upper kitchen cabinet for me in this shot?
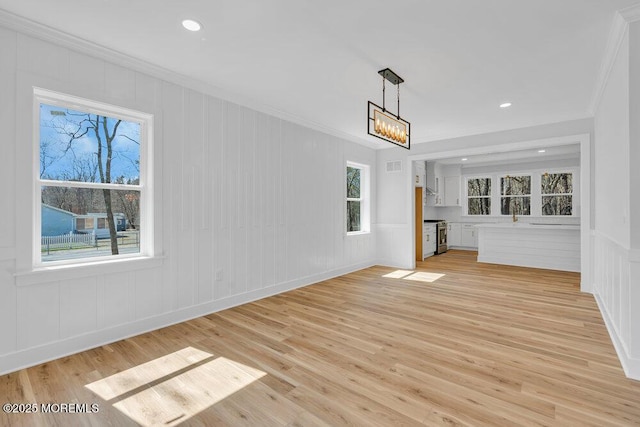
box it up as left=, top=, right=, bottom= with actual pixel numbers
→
left=425, top=161, right=438, bottom=192
left=425, top=161, right=442, bottom=205
left=444, top=176, right=461, bottom=206
left=414, top=161, right=426, bottom=187
left=427, top=163, right=461, bottom=207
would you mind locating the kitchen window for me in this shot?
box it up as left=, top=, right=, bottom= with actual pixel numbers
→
left=346, top=162, right=370, bottom=234
left=35, top=88, right=153, bottom=266
left=500, top=175, right=531, bottom=215
left=466, top=177, right=491, bottom=215
left=541, top=172, right=573, bottom=215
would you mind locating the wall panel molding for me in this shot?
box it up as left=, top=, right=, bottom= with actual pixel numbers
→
left=591, top=230, right=640, bottom=380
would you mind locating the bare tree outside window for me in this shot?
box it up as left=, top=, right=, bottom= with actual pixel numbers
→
left=346, top=166, right=361, bottom=232
left=541, top=173, right=573, bottom=215
left=39, top=102, right=142, bottom=262
left=500, top=175, right=531, bottom=215
left=467, top=178, right=491, bottom=215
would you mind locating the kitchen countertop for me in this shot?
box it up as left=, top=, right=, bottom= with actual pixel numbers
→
left=475, top=223, right=580, bottom=231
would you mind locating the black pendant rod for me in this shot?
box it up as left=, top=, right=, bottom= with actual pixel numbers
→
left=397, top=84, right=400, bottom=119
left=382, top=75, right=386, bottom=111
left=378, top=68, right=404, bottom=118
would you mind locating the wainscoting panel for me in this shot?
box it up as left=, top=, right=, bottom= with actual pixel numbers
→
left=592, top=231, right=640, bottom=379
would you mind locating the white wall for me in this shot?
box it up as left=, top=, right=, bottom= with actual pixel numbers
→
left=0, top=27, right=377, bottom=374
left=593, top=20, right=640, bottom=380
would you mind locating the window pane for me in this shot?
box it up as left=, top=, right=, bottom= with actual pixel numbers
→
left=542, top=195, right=573, bottom=216
left=39, top=103, right=140, bottom=184
left=41, top=187, right=140, bottom=262
left=467, top=178, right=491, bottom=197
left=500, top=176, right=531, bottom=195
left=541, top=173, right=572, bottom=194
left=346, top=167, right=360, bottom=198
left=347, top=201, right=361, bottom=232
left=500, top=197, right=530, bottom=215
left=468, top=198, right=491, bottom=215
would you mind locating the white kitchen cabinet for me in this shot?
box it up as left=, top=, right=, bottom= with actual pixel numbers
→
left=414, top=161, right=425, bottom=187
left=460, top=224, right=478, bottom=248
left=433, top=175, right=443, bottom=206
left=423, top=224, right=437, bottom=257
left=444, top=176, right=461, bottom=206
left=448, top=223, right=461, bottom=247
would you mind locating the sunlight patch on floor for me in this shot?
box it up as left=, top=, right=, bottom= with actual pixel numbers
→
left=86, top=347, right=266, bottom=426
left=404, top=272, right=445, bottom=283
left=383, top=269, right=414, bottom=279
left=86, top=347, right=212, bottom=400
left=383, top=269, right=445, bottom=283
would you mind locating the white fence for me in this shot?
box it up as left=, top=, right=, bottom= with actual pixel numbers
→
left=42, top=232, right=96, bottom=254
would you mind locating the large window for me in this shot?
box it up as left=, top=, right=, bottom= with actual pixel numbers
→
left=346, top=162, right=369, bottom=234
left=500, top=175, right=531, bottom=215
left=466, top=177, right=491, bottom=215
left=35, top=88, right=153, bottom=265
left=541, top=172, right=573, bottom=215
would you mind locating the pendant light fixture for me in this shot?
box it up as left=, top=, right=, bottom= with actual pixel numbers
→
left=367, top=68, right=411, bottom=149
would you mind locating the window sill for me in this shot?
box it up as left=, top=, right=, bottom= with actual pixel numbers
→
left=346, top=231, right=371, bottom=237
left=460, top=215, right=579, bottom=219
left=14, top=255, right=165, bottom=287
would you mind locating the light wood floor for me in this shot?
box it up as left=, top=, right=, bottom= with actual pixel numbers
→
left=2, top=250, right=640, bottom=426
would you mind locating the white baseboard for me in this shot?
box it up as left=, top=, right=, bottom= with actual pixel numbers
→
left=594, top=293, right=640, bottom=381
left=0, top=260, right=375, bottom=376
left=374, top=259, right=414, bottom=270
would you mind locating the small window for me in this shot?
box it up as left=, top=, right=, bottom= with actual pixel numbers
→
left=500, top=175, right=531, bottom=215
left=36, top=88, right=152, bottom=265
left=467, top=177, right=491, bottom=215
left=346, top=162, right=370, bottom=234
left=541, top=172, right=573, bottom=215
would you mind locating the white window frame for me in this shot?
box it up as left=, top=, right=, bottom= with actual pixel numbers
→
left=499, top=173, right=532, bottom=216
left=465, top=176, right=492, bottom=216
left=540, top=170, right=575, bottom=216
left=346, top=161, right=370, bottom=235
left=33, top=88, right=154, bottom=268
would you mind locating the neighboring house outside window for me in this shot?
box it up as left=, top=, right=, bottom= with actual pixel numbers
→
left=500, top=175, right=531, bottom=215
left=466, top=177, right=491, bottom=215
left=35, top=88, right=153, bottom=265
left=541, top=172, right=573, bottom=215
left=346, top=162, right=370, bottom=234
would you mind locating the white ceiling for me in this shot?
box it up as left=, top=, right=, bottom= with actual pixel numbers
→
left=1, top=0, right=638, bottom=149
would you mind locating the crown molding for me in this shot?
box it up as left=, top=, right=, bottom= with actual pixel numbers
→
left=0, top=8, right=375, bottom=149
left=620, top=3, right=640, bottom=22
left=589, top=3, right=640, bottom=115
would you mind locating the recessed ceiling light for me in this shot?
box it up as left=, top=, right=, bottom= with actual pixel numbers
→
left=182, top=19, right=202, bottom=32
left=499, top=102, right=512, bottom=108
left=461, top=158, right=468, bottom=161
left=538, top=149, right=546, bottom=153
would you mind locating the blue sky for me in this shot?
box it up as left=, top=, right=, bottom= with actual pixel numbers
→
left=39, top=103, right=140, bottom=182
